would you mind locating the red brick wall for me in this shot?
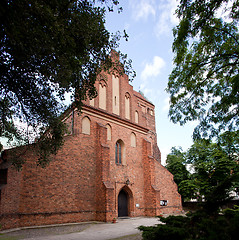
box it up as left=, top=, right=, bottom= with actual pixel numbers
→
left=0, top=164, right=21, bottom=229
left=0, top=57, right=182, bottom=230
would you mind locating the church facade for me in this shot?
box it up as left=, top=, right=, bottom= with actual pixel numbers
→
left=0, top=55, right=182, bottom=230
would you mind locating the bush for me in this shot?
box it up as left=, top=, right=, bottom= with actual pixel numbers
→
left=139, top=216, right=190, bottom=240
left=139, top=207, right=239, bottom=240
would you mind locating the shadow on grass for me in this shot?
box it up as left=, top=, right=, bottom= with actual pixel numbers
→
left=109, top=233, right=142, bottom=240
left=0, top=234, right=20, bottom=240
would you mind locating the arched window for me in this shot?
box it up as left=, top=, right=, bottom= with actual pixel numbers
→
left=115, top=141, right=121, bottom=164
left=99, top=80, right=107, bottom=110
left=115, top=140, right=124, bottom=165
left=135, top=110, right=139, bottom=124
left=112, top=75, right=120, bottom=115
left=82, top=116, right=91, bottom=135
left=106, top=124, right=112, bottom=141
left=89, top=98, right=94, bottom=107
left=131, top=132, right=136, bottom=147
left=125, top=92, right=130, bottom=120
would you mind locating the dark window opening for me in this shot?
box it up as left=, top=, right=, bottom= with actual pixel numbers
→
left=115, top=141, right=122, bottom=164
left=0, top=169, right=8, bottom=184
left=160, top=200, right=168, bottom=206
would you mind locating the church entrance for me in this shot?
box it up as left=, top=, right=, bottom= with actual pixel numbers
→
left=118, top=189, right=128, bottom=217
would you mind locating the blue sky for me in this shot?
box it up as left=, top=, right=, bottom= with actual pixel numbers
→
left=105, top=0, right=196, bottom=165
left=1, top=0, right=196, bottom=165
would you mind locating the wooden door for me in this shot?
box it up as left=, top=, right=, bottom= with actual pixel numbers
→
left=118, top=189, right=128, bottom=217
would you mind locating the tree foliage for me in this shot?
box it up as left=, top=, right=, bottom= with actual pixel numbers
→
left=139, top=206, right=239, bottom=240
left=166, top=147, right=191, bottom=200
left=167, top=0, right=239, bottom=139
left=186, top=136, right=239, bottom=212
left=0, top=0, right=134, bottom=168
left=166, top=131, right=239, bottom=209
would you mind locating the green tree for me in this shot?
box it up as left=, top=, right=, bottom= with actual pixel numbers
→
left=185, top=135, right=239, bottom=212
left=140, top=132, right=239, bottom=239
left=167, top=132, right=239, bottom=210
left=0, top=0, right=134, bottom=168
left=166, top=147, right=191, bottom=201
left=167, top=0, right=239, bottom=139
left=139, top=207, right=239, bottom=240
left=178, top=179, right=198, bottom=202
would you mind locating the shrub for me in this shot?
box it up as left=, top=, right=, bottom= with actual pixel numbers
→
left=139, top=207, right=239, bottom=240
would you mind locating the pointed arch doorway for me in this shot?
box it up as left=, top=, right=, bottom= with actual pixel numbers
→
left=118, top=189, right=128, bottom=217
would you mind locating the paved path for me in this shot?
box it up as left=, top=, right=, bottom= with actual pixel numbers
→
left=9, top=217, right=161, bottom=240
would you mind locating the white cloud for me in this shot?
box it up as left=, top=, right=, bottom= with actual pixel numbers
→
left=215, top=0, right=234, bottom=23
left=155, top=0, right=179, bottom=38
left=130, top=0, right=156, bottom=21
left=162, top=97, right=170, bottom=112
left=139, top=56, right=165, bottom=102
left=139, top=83, right=155, bottom=101
left=143, top=88, right=154, bottom=99
left=159, top=146, right=171, bottom=166
left=141, top=56, right=165, bottom=81
left=188, top=120, right=200, bottom=127
left=124, top=23, right=130, bottom=32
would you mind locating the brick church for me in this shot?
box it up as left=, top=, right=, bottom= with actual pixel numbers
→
left=0, top=53, right=182, bottom=230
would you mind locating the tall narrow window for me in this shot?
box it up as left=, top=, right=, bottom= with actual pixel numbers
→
left=131, top=132, right=136, bottom=147
left=82, top=116, right=91, bottom=135
left=115, top=140, right=124, bottom=164
left=112, top=75, right=120, bottom=115
left=99, top=80, right=107, bottom=110
left=89, top=98, right=94, bottom=107
left=125, top=93, right=130, bottom=120
left=106, top=124, right=112, bottom=141
left=135, top=110, right=139, bottom=124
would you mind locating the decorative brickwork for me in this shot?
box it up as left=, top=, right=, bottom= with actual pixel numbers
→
left=0, top=54, right=182, bottom=230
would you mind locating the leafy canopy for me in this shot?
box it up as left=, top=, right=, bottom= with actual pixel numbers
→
left=0, top=0, right=134, bottom=168
left=186, top=136, right=239, bottom=212
left=166, top=147, right=190, bottom=200
left=167, top=0, right=239, bottom=139
left=166, top=131, right=239, bottom=209
left=139, top=207, right=239, bottom=240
